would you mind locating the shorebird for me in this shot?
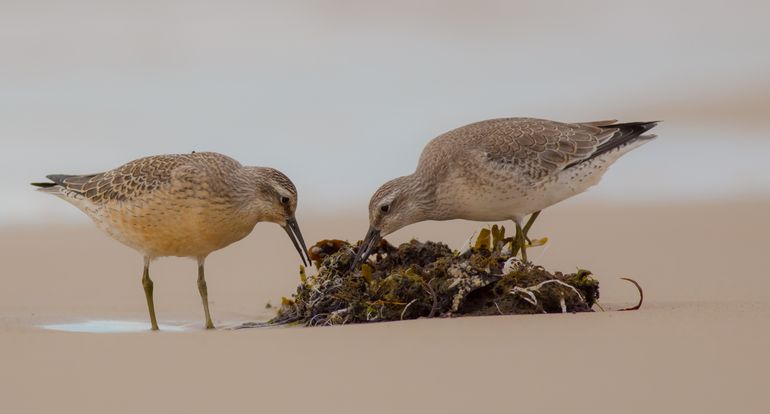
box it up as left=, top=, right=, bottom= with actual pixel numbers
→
left=353, top=118, right=658, bottom=268
left=32, top=152, right=310, bottom=330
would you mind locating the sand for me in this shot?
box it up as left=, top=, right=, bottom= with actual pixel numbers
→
left=1, top=200, right=769, bottom=413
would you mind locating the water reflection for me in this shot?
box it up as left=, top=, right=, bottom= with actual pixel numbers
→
left=40, top=320, right=189, bottom=333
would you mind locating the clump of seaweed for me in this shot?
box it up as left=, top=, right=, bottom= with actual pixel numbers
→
left=249, top=225, right=600, bottom=327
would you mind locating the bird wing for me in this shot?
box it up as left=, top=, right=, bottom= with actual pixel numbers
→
left=460, top=118, right=615, bottom=182
left=38, top=154, right=196, bottom=203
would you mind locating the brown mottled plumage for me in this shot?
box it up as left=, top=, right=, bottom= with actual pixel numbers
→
left=354, top=118, right=658, bottom=268
left=33, top=152, right=309, bottom=330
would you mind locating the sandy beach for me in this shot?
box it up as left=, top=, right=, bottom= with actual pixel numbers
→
left=2, top=200, right=768, bottom=413
left=3, top=1, right=770, bottom=412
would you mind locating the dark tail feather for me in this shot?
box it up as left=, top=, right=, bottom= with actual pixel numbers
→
left=30, top=181, right=57, bottom=188
left=566, top=121, right=659, bottom=169
left=30, top=174, right=77, bottom=188
left=592, top=121, right=659, bottom=159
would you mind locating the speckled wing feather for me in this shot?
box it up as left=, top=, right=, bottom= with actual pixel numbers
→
left=456, top=118, right=617, bottom=182
left=42, top=152, right=240, bottom=204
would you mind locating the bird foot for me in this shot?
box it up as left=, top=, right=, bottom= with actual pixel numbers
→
left=524, top=236, right=548, bottom=248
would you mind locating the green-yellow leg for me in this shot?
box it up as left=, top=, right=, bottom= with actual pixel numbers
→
left=512, top=211, right=542, bottom=262
left=516, top=222, right=529, bottom=262
left=142, top=258, right=159, bottom=331
left=197, top=260, right=215, bottom=330
left=511, top=222, right=522, bottom=257
left=522, top=211, right=541, bottom=244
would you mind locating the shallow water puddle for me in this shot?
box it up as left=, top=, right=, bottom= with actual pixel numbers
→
left=39, top=320, right=190, bottom=333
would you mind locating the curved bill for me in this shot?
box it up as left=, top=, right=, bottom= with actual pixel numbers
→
left=350, top=226, right=381, bottom=271
left=283, top=216, right=310, bottom=267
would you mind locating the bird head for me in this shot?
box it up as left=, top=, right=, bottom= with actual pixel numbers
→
left=251, top=168, right=310, bottom=266
left=351, top=175, right=427, bottom=270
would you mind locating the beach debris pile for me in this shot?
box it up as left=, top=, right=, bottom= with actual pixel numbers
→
left=248, top=225, right=600, bottom=327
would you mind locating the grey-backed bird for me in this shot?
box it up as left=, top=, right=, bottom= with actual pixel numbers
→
left=353, top=118, right=658, bottom=268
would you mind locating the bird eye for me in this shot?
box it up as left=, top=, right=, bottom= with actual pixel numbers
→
left=280, top=196, right=290, bottom=204
left=380, top=204, right=390, bottom=213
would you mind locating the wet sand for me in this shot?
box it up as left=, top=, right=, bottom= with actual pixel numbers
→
left=1, top=200, right=769, bottom=413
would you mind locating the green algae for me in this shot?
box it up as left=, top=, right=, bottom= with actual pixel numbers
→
left=252, top=225, right=600, bottom=327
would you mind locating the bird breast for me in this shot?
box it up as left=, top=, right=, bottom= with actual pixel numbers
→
left=90, top=190, right=257, bottom=258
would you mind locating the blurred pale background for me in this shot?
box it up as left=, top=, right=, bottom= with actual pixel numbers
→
left=2, top=4, right=770, bottom=413
left=1, top=0, right=769, bottom=225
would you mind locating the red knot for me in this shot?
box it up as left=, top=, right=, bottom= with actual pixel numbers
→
left=353, top=118, right=658, bottom=268
left=33, top=151, right=309, bottom=330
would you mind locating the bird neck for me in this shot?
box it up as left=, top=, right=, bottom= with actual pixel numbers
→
left=398, top=173, right=445, bottom=223
left=232, top=167, right=275, bottom=224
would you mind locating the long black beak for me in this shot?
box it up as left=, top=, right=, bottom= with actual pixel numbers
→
left=283, top=216, right=310, bottom=267
left=350, top=226, right=381, bottom=271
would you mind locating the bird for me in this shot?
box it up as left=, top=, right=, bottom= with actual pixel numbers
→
left=32, top=151, right=310, bottom=330
left=352, top=117, right=658, bottom=268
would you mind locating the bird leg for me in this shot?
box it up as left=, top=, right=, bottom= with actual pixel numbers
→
left=142, top=258, right=159, bottom=331
left=512, top=211, right=542, bottom=262
left=522, top=211, right=541, bottom=244
left=514, top=222, right=529, bottom=262
left=197, top=260, right=215, bottom=329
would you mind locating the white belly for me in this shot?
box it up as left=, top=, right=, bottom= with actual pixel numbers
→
left=444, top=154, right=618, bottom=223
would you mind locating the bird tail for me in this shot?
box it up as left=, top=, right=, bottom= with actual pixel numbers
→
left=30, top=181, right=57, bottom=188
left=31, top=175, right=78, bottom=193
left=565, top=121, right=659, bottom=170
left=592, top=121, right=659, bottom=159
